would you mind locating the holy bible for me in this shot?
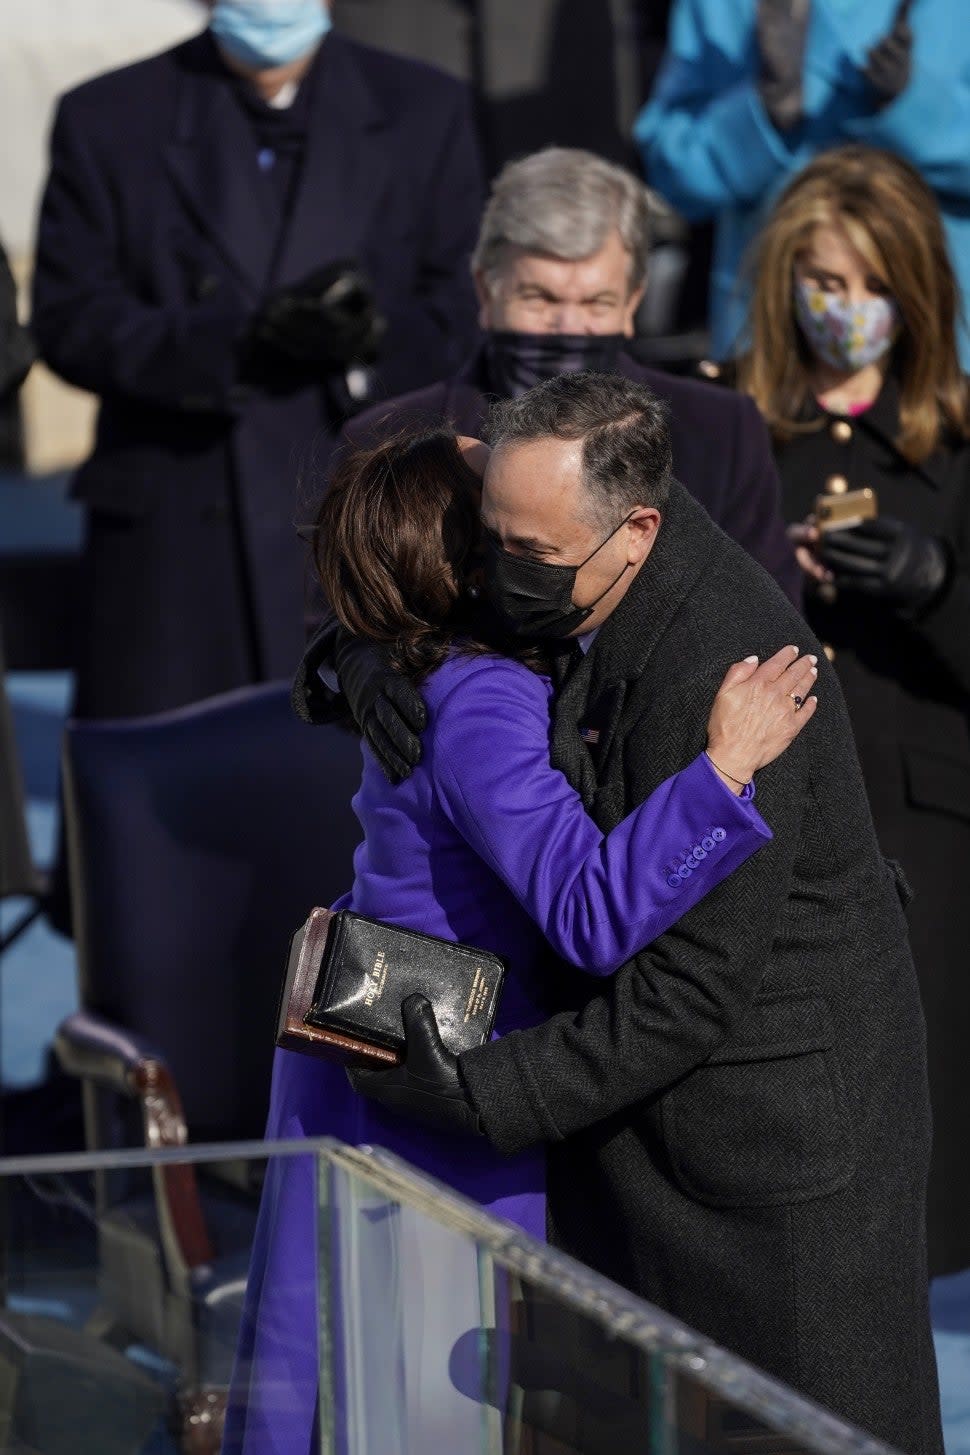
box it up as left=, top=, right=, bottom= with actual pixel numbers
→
left=276, top=907, right=506, bottom=1067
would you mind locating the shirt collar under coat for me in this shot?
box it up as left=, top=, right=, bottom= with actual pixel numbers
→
left=165, top=30, right=390, bottom=300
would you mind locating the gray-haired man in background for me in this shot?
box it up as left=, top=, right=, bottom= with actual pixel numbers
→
left=299, top=147, right=800, bottom=777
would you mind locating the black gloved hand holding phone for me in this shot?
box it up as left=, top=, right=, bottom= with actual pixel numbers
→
left=818, top=515, right=950, bottom=612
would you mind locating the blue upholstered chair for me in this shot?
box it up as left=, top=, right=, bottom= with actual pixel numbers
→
left=52, top=681, right=363, bottom=1449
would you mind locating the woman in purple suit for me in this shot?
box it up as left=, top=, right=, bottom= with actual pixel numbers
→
left=223, top=431, right=817, bottom=1453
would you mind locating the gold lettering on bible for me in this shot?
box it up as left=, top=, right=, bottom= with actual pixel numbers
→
left=363, top=950, right=388, bottom=1008
left=464, top=966, right=491, bottom=1024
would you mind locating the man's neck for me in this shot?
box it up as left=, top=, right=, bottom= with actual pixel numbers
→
left=576, top=487, right=702, bottom=686
left=572, top=549, right=651, bottom=639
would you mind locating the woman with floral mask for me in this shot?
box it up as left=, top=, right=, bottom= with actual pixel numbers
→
left=729, top=144, right=970, bottom=1280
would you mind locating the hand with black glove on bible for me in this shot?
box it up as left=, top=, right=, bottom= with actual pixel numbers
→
left=348, top=994, right=483, bottom=1136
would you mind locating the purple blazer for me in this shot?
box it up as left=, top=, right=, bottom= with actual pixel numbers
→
left=222, top=654, right=770, bottom=1453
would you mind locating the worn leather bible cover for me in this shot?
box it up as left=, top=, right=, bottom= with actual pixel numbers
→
left=276, top=909, right=393, bottom=1066
left=276, top=907, right=506, bottom=1067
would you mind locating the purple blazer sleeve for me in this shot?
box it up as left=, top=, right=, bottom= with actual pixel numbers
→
left=428, top=659, right=772, bottom=975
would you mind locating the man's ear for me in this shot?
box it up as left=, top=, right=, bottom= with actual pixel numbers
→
left=457, top=435, right=490, bottom=479
left=472, top=268, right=493, bottom=330
left=622, top=281, right=646, bottom=338
left=626, top=507, right=662, bottom=563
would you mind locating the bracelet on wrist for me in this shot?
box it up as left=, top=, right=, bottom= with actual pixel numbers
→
left=705, top=752, right=749, bottom=788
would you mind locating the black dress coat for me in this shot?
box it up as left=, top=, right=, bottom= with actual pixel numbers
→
left=774, top=377, right=970, bottom=1278
left=31, top=29, right=483, bottom=717
left=459, top=483, right=942, bottom=1452
left=336, top=348, right=803, bottom=606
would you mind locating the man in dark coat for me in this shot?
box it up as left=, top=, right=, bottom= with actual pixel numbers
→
left=349, top=374, right=942, bottom=1452
left=328, top=147, right=800, bottom=614
left=31, top=2, right=482, bottom=718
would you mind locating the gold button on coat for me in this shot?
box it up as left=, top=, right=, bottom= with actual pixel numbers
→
left=823, top=643, right=837, bottom=662
left=831, top=420, right=853, bottom=443
left=825, top=474, right=849, bottom=494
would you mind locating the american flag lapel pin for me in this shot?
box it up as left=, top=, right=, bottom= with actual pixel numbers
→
left=579, top=726, right=600, bottom=745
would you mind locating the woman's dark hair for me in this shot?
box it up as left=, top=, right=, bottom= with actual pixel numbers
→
left=313, top=429, right=534, bottom=681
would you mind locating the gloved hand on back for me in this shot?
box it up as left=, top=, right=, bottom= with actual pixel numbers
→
left=334, top=630, right=428, bottom=783
left=292, top=616, right=427, bottom=781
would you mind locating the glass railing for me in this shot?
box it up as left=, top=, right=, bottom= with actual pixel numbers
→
left=0, top=1138, right=900, bottom=1455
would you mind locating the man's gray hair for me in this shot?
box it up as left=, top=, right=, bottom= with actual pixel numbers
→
left=472, top=147, right=652, bottom=293
left=487, top=372, right=672, bottom=527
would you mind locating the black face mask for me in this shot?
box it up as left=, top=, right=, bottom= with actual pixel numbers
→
left=485, top=515, right=634, bottom=639
left=485, top=331, right=625, bottom=398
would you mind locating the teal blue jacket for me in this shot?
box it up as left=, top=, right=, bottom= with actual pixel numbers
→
left=635, top=0, right=970, bottom=363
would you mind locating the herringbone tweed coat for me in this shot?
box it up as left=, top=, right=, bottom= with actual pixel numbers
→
left=460, top=480, right=943, bottom=1454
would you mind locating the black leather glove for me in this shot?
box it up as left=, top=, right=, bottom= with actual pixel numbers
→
left=251, top=260, right=387, bottom=369
left=348, top=995, right=483, bottom=1135
left=756, top=0, right=811, bottom=133
left=818, top=515, right=950, bottom=611
left=292, top=615, right=343, bottom=726
left=334, top=629, right=427, bottom=783
left=864, top=0, right=914, bottom=108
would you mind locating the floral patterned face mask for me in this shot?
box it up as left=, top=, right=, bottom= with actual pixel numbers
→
left=793, top=277, right=900, bottom=372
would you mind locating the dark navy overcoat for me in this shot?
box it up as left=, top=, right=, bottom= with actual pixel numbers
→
left=32, top=29, right=483, bottom=715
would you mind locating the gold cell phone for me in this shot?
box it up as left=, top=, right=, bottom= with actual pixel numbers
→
left=814, top=487, right=878, bottom=533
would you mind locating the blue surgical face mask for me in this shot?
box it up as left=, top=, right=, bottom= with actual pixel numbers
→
left=210, top=0, right=331, bottom=72
left=793, top=277, right=900, bottom=373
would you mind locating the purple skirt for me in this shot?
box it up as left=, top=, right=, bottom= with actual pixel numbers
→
left=220, top=1047, right=544, bottom=1454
